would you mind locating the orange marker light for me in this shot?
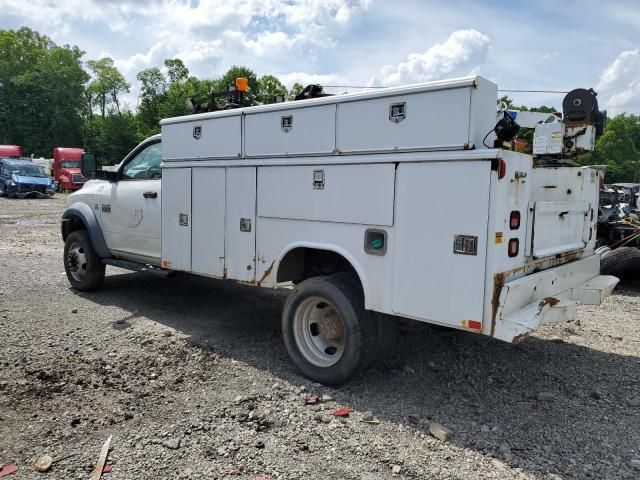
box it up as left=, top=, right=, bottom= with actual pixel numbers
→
left=235, top=77, right=249, bottom=92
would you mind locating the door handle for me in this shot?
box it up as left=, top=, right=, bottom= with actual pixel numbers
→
left=143, top=191, right=157, bottom=199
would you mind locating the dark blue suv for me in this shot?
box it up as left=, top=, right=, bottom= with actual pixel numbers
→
left=0, top=158, right=55, bottom=198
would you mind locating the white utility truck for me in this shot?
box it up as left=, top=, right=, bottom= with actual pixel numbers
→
left=62, top=76, right=618, bottom=384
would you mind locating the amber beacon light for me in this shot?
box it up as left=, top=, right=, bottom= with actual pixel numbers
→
left=235, top=77, right=249, bottom=92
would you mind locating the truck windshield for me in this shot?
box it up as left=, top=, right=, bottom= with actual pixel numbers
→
left=61, top=161, right=80, bottom=168
left=12, top=164, right=46, bottom=177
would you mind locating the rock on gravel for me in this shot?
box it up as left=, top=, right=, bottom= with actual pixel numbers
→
left=429, top=422, right=453, bottom=442
left=162, top=438, right=181, bottom=450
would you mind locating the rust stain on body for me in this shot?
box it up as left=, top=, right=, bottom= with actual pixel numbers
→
left=257, top=261, right=275, bottom=287
left=491, top=267, right=526, bottom=337
left=538, top=296, right=560, bottom=313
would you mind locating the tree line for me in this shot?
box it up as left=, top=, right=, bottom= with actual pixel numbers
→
left=0, top=27, right=638, bottom=182
left=0, top=27, right=304, bottom=164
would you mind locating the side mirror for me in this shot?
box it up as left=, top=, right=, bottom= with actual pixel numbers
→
left=81, top=153, right=97, bottom=179
left=81, top=153, right=118, bottom=182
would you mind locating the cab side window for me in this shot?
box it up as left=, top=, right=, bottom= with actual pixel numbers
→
left=121, top=143, right=162, bottom=180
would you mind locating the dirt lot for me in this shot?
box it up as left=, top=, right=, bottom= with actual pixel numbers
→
left=0, top=195, right=639, bottom=480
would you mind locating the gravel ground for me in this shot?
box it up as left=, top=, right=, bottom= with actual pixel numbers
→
left=0, top=195, right=639, bottom=480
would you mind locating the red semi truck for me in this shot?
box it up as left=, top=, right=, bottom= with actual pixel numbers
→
left=0, top=145, right=22, bottom=157
left=52, top=147, right=86, bottom=191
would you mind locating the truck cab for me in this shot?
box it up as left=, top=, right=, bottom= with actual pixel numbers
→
left=52, top=147, right=86, bottom=192
left=64, top=135, right=162, bottom=265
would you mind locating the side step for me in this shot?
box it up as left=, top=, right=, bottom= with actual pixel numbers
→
left=102, top=258, right=173, bottom=277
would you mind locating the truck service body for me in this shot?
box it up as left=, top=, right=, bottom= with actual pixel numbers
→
left=62, top=76, right=618, bottom=383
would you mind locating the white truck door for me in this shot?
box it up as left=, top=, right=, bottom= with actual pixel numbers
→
left=100, top=142, right=162, bottom=262
left=392, top=161, right=491, bottom=326
left=225, top=167, right=256, bottom=282
left=191, top=167, right=226, bottom=277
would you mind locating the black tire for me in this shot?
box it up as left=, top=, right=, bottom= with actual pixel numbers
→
left=600, top=247, right=640, bottom=277
left=63, top=230, right=106, bottom=291
left=282, top=273, right=378, bottom=384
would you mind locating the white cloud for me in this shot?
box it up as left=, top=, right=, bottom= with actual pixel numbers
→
left=369, top=29, right=491, bottom=87
left=281, top=0, right=371, bottom=28
left=596, top=49, right=640, bottom=114
left=277, top=71, right=349, bottom=88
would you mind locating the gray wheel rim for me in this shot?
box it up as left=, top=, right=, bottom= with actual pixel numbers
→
left=66, top=241, right=88, bottom=282
left=293, top=296, right=346, bottom=367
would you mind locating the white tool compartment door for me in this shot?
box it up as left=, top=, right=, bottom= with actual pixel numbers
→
left=225, top=167, right=257, bottom=282
left=393, top=161, right=490, bottom=325
left=161, top=168, right=191, bottom=271
left=529, top=202, right=590, bottom=258
left=191, top=168, right=226, bottom=277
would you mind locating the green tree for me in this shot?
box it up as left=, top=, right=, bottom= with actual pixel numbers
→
left=86, top=57, right=130, bottom=117
left=159, top=76, right=217, bottom=119
left=136, top=67, right=167, bottom=137
left=287, top=82, right=305, bottom=101
left=85, top=111, right=138, bottom=165
left=0, top=27, right=88, bottom=156
left=164, top=58, right=189, bottom=84
left=257, top=75, right=288, bottom=104
left=579, top=114, right=640, bottom=183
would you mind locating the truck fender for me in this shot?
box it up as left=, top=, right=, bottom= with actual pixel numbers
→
left=61, top=203, right=111, bottom=258
left=273, top=241, right=372, bottom=310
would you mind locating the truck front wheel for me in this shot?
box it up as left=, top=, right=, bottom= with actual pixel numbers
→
left=63, top=230, right=105, bottom=291
left=282, top=273, right=377, bottom=384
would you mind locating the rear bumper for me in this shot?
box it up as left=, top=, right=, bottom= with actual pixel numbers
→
left=492, top=255, right=619, bottom=343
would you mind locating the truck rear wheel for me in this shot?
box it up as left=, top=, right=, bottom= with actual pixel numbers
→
left=282, top=273, right=378, bottom=384
left=63, top=230, right=105, bottom=291
left=600, top=247, right=640, bottom=277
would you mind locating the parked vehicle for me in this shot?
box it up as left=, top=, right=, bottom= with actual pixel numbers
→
left=0, top=158, right=55, bottom=198
left=0, top=145, right=22, bottom=158
left=52, top=147, right=85, bottom=192
left=32, top=157, right=54, bottom=177
left=596, top=182, right=640, bottom=277
left=61, top=76, right=618, bottom=384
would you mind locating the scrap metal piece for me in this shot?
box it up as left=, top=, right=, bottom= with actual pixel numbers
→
left=89, top=435, right=112, bottom=480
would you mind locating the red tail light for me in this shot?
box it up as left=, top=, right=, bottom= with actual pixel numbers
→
left=508, top=238, right=519, bottom=257
left=499, top=159, right=506, bottom=179
left=509, top=211, right=521, bottom=230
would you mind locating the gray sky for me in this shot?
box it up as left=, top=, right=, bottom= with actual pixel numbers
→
left=2, top=0, right=639, bottom=114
